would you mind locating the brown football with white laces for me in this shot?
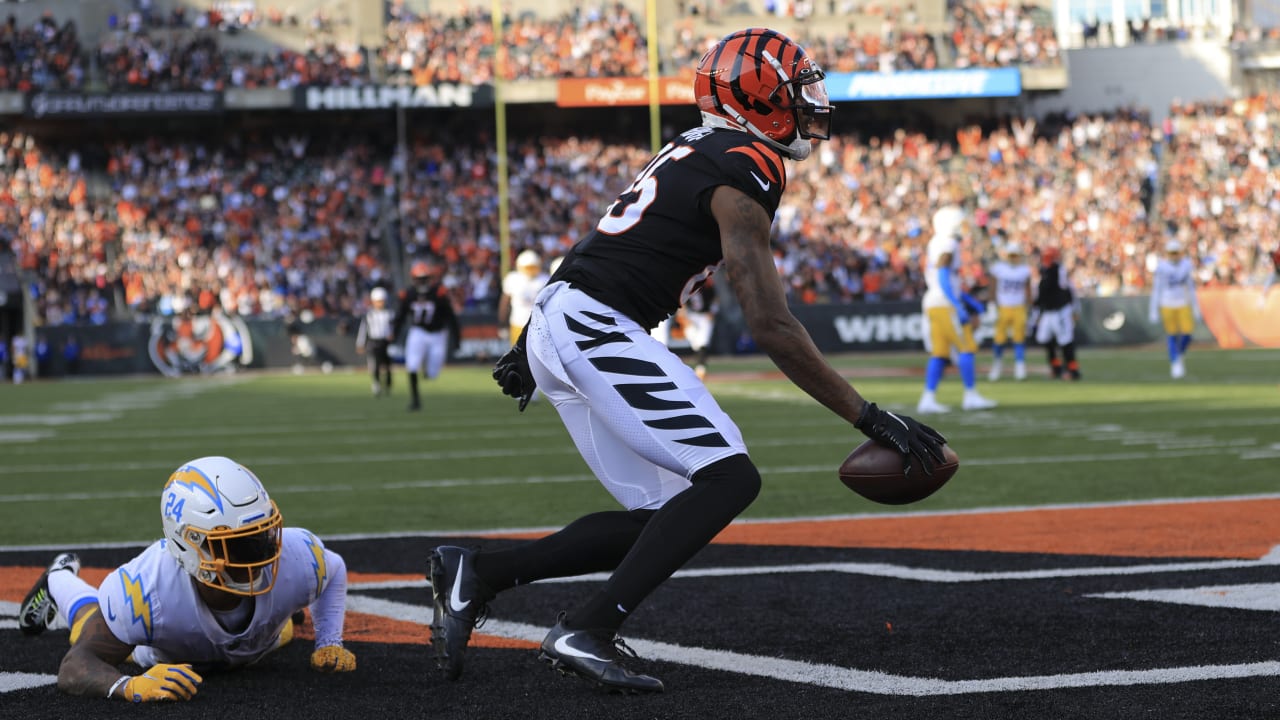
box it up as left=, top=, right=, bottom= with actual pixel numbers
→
left=838, top=440, right=959, bottom=505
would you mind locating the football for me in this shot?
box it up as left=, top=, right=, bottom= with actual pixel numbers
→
left=838, top=440, right=960, bottom=505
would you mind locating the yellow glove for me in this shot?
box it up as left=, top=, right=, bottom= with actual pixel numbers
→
left=121, top=664, right=202, bottom=702
left=311, top=644, right=356, bottom=672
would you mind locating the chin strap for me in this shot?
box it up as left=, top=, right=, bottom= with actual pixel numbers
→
left=701, top=111, right=811, bottom=161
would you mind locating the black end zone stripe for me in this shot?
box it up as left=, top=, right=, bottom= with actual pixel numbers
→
left=590, top=357, right=665, bottom=377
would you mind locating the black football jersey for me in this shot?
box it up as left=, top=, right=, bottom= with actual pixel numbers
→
left=394, top=284, right=457, bottom=334
left=551, top=126, right=786, bottom=329
left=1035, top=262, right=1074, bottom=311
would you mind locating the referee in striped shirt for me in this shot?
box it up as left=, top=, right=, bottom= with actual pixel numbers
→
left=357, top=286, right=396, bottom=397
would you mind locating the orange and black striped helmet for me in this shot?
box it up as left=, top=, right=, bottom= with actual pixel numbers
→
left=694, top=28, right=832, bottom=160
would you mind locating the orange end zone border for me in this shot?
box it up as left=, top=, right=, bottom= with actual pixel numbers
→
left=484, top=498, right=1280, bottom=560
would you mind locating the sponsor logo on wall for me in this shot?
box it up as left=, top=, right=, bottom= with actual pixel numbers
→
left=27, top=92, right=223, bottom=117
left=297, top=84, right=493, bottom=110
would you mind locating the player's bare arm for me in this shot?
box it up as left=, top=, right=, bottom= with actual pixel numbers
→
left=712, top=184, right=866, bottom=425
left=57, top=610, right=135, bottom=697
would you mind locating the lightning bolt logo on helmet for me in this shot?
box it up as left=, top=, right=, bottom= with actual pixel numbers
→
left=165, top=465, right=225, bottom=513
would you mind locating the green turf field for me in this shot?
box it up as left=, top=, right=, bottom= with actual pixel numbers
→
left=1, top=346, right=1276, bottom=546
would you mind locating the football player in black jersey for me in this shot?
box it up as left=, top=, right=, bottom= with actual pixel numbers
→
left=429, top=28, right=947, bottom=694
left=677, top=273, right=717, bottom=379
left=392, top=258, right=459, bottom=411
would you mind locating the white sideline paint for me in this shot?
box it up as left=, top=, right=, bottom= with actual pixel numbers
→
left=1088, top=583, right=1280, bottom=612
left=341, top=597, right=1280, bottom=696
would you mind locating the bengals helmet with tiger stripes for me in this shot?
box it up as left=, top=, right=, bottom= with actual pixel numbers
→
left=694, top=28, right=832, bottom=161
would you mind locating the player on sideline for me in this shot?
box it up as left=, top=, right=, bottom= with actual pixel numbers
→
left=1034, top=246, right=1081, bottom=381
left=17, top=456, right=354, bottom=702
left=987, top=243, right=1032, bottom=381
left=917, top=205, right=998, bottom=413
left=429, top=28, right=946, bottom=694
left=498, top=249, right=550, bottom=404
left=1148, top=240, right=1200, bottom=379
left=678, top=274, right=719, bottom=379
left=499, top=250, right=550, bottom=344
left=394, top=257, right=460, bottom=411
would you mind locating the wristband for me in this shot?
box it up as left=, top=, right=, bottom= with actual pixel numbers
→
left=107, top=675, right=130, bottom=699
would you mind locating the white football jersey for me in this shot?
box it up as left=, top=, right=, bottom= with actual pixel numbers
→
left=922, top=233, right=959, bottom=310
left=503, top=270, right=550, bottom=327
left=98, top=527, right=338, bottom=667
left=1152, top=257, right=1195, bottom=307
left=990, top=261, right=1032, bottom=308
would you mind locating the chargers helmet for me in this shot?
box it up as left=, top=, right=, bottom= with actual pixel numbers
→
left=932, top=205, right=966, bottom=239
left=161, top=456, right=282, bottom=597
left=516, top=249, right=541, bottom=269
left=694, top=28, right=832, bottom=161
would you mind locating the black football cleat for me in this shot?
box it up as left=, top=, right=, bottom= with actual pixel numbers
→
left=19, top=553, right=80, bottom=636
left=428, top=546, right=493, bottom=681
left=539, top=614, right=664, bottom=694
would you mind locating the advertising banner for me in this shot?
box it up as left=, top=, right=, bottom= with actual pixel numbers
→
left=826, top=68, right=1022, bottom=102
left=26, top=91, right=223, bottom=117
left=555, top=77, right=695, bottom=107
left=296, top=84, right=494, bottom=111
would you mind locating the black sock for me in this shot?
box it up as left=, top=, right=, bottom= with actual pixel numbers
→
left=408, top=372, right=419, bottom=401
left=567, top=454, right=760, bottom=632
left=476, top=509, right=654, bottom=591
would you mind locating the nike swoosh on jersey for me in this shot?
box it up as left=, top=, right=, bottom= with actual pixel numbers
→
left=449, top=557, right=471, bottom=613
left=749, top=171, right=771, bottom=192
left=553, top=634, right=609, bottom=663
left=105, top=597, right=116, bottom=621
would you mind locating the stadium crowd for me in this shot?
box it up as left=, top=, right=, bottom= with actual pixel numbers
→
left=0, top=10, right=85, bottom=91
left=4, top=0, right=1066, bottom=92
left=6, top=92, right=1279, bottom=328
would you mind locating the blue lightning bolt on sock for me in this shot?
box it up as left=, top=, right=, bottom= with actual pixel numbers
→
left=1167, top=336, right=1179, bottom=362
left=958, top=352, right=977, bottom=389
left=925, top=357, right=946, bottom=391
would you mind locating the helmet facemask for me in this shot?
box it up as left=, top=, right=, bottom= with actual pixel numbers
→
left=182, top=508, right=282, bottom=596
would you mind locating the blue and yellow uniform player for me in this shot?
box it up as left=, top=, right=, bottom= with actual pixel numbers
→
left=17, top=456, right=354, bottom=702
left=1148, top=240, right=1200, bottom=379
left=987, top=242, right=1033, bottom=381
left=917, top=206, right=998, bottom=414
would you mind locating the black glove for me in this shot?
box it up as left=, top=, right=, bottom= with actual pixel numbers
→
left=854, top=401, right=947, bottom=476
left=492, top=342, right=536, bottom=411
